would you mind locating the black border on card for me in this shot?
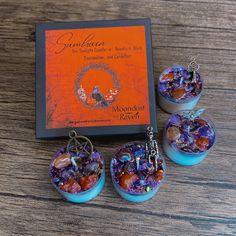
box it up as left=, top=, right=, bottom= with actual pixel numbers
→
left=36, top=18, right=157, bottom=139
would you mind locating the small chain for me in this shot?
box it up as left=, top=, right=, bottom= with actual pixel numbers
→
left=147, top=126, right=154, bottom=141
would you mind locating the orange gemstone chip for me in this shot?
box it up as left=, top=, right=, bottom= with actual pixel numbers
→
left=119, top=173, right=139, bottom=190
left=60, top=179, right=81, bottom=193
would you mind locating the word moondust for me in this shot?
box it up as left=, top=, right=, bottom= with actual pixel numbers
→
left=112, top=105, right=145, bottom=120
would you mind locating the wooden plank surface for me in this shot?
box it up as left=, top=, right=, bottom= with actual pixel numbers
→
left=0, top=0, right=235, bottom=235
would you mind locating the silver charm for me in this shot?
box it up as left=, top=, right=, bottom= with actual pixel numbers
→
left=182, top=108, right=205, bottom=121
left=188, top=57, right=200, bottom=82
left=67, top=130, right=93, bottom=171
left=145, top=126, right=159, bottom=171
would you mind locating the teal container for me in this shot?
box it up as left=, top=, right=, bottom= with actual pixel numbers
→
left=52, top=171, right=105, bottom=203
left=110, top=142, right=166, bottom=203
left=158, top=91, right=201, bottom=114
left=163, top=110, right=216, bottom=166
left=158, top=65, right=203, bottom=114
left=163, top=137, right=208, bottom=166
left=110, top=164, right=165, bottom=203
left=49, top=145, right=105, bottom=203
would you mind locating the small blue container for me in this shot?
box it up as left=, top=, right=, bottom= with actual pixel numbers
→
left=158, top=65, right=203, bottom=113
left=158, top=91, right=201, bottom=114
left=163, top=138, right=208, bottom=166
left=163, top=110, right=216, bottom=166
left=49, top=145, right=105, bottom=203
left=110, top=163, right=166, bottom=203
left=110, top=142, right=166, bottom=203
left=52, top=171, right=105, bottom=203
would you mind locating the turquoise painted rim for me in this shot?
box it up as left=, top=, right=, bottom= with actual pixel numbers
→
left=163, top=138, right=208, bottom=166
left=53, top=171, right=105, bottom=203
left=110, top=152, right=166, bottom=202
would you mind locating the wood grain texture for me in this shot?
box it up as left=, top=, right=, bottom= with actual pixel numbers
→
left=0, top=0, right=235, bottom=235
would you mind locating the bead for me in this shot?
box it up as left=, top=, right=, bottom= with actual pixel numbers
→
left=79, top=174, right=99, bottom=191
left=53, top=153, right=71, bottom=169
left=166, top=126, right=180, bottom=141
left=60, top=179, right=81, bottom=193
left=119, top=173, right=139, bottom=190
left=146, top=186, right=151, bottom=192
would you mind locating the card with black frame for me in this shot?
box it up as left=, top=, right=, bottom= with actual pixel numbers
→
left=36, top=18, right=157, bottom=138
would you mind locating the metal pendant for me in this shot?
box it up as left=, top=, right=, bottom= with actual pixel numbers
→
left=145, top=126, right=160, bottom=171
left=188, top=56, right=200, bottom=82
left=67, top=130, right=94, bottom=171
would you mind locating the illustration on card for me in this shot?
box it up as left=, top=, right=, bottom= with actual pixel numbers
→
left=75, top=63, right=120, bottom=108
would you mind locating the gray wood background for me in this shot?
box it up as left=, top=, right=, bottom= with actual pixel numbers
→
left=0, top=0, right=235, bottom=235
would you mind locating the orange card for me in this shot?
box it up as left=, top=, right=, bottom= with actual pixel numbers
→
left=36, top=19, right=157, bottom=138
